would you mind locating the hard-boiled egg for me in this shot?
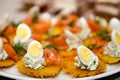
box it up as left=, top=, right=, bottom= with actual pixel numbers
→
left=40, top=13, right=52, bottom=21
left=27, top=40, right=43, bottom=59
left=109, top=18, right=120, bottom=34
left=77, top=17, right=89, bottom=29
left=64, top=29, right=78, bottom=40
left=111, top=30, right=120, bottom=45
left=76, top=17, right=91, bottom=39
left=77, top=45, right=95, bottom=66
left=0, top=39, right=3, bottom=50
left=16, top=23, right=31, bottom=43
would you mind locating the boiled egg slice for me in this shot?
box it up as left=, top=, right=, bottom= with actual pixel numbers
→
left=16, top=23, right=31, bottom=43
left=77, top=45, right=95, bottom=65
left=111, top=30, right=120, bottom=45
left=27, top=40, right=43, bottom=59
left=0, top=39, right=3, bottom=50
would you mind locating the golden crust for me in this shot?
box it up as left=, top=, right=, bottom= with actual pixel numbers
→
left=60, top=51, right=73, bottom=58
left=62, top=60, right=106, bottom=78
left=60, top=50, right=76, bottom=58
left=17, top=60, right=61, bottom=78
left=0, top=59, right=15, bottom=68
left=97, top=53, right=120, bottom=64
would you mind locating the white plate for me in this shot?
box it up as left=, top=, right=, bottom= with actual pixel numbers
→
left=0, top=63, right=120, bottom=80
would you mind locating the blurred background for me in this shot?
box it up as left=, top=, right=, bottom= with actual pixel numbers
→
left=21, top=0, right=120, bottom=20
left=0, top=0, right=120, bottom=21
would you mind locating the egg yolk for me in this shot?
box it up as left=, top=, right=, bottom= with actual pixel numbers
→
left=80, top=47, right=92, bottom=63
left=17, top=27, right=27, bottom=39
left=28, top=44, right=42, bottom=57
left=115, top=34, right=120, bottom=44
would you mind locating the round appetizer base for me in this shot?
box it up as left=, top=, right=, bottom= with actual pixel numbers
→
left=62, top=60, right=106, bottom=78
left=98, top=54, right=120, bottom=64
left=17, top=60, right=61, bottom=78
left=0, top=59, right=15, bottom=68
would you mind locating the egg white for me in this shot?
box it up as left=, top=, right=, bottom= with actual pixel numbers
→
left=16, top=23, right=31, bottom=43
left=109, top=18, right=120, bottom=34
left=111, top=30, right=120, bottom=46
left=0, top=39, right=3, bottom=50
left=27, top=40, right=43, bottom=61
left=77, top=45, right=95, bottom=66
left=40, top=13, right=52, bottom=21
left=64, top=29, right=78, bottom=40
left=77, top=17, right=89, bottom=29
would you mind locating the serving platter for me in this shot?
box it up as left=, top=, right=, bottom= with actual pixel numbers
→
left=0, top=63, right=120, bottom=80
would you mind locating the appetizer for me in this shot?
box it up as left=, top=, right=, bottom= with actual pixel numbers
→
left=62, top=45, right=106, bottom=77
left=98, top=18, right=120, bottom=64
left=13, top=23, right=32, bottom=55
left=17, top=40, right=61, bottom=78
left=0, top=37, right=18, bottom=68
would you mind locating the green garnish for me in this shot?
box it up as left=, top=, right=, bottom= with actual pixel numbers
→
left=1, top=30, right=7, bottom=38
left=96, top=29, right=111, bottom=40
left=44, top=44, right=59, bottom=52
left=93, top=60, right=96, bottom=65
left=11, top=21, right=21, bottom=27
left=87, top=43, right=96, bottom=50
left=80, top=61, right=88, bottom=69
left=95, top=17, right=101, bottom=24
left=47, top=34, right=60, bottom=39
left=32, top=12, right=39, bottom=23
left=13, top=43, right=25, bottom=54
left=97, top=45, right=103, bottom=49
left=68, top=20, right=74, bottom=27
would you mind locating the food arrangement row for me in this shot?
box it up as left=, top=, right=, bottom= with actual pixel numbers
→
left=0, top=6, right=120, bottom=78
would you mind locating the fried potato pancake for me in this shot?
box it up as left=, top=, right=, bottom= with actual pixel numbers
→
left=0, top=59, right=15, bottom=68
left=97, top=53, right=120, bottom=64
left=62, top=60, right=106, bottom=78
left=17, top=60, right=61, bottom=78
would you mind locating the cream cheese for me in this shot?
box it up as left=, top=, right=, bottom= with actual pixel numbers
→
left=0, top=49, right=8, bottom=61
left=74, top=55, right=99, bottom=70
left=23, top=54, right=46, bottom=69
left=103, top=41, right=120, bottom=57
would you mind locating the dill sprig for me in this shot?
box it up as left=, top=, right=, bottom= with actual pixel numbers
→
left=32, top=12, right=39, bottom=23
left=13, top=43, right=25, bottom=54
left=44, top=44, right=59, bottom=52
left=96, top=29, right=111, bottom=41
